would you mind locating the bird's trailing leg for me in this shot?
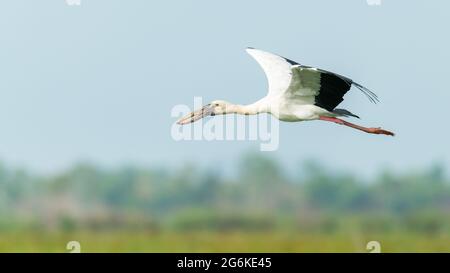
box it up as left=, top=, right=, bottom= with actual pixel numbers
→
left=319, top=116, right=395, bottom=136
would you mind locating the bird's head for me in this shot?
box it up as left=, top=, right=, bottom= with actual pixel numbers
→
left=209, top=100, right=233, bottom=114
left=176, top=100, right=233, bottom=125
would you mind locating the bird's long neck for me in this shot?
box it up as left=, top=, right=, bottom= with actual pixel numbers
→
left=227, top=100, right=269, bottom=115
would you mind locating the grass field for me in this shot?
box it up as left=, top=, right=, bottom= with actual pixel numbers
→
left=1, top=231, right=450, bottom=252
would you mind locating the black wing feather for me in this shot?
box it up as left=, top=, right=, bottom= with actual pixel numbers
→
left=298, top=65, right=378, bottom=112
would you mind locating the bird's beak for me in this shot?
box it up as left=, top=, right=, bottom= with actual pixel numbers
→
left=176, top=104, right=214, bottom=125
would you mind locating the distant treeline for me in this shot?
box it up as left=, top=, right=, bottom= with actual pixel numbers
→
left=0, top=153, right=449, bottom=233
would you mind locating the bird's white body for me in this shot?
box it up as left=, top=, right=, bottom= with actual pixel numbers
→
left=248, top=96, right=333, bottom=122
left=277, top=103, right=333, bottom=122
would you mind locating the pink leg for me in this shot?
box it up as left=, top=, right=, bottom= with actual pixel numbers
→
left=319, top=116, right=395, bottom=136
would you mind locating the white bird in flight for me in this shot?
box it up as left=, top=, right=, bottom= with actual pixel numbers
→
left=177, top=48, right=394, bottom=136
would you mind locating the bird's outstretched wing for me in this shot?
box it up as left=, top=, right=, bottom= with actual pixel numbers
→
left=246, top=48, right=378, bottom=112
left=246, top=47, right=295, bottom=97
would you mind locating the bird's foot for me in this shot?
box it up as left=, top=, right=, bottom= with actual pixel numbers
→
left=367, top=127, right=395, bottom=136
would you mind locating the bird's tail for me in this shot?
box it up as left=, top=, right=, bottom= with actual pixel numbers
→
left=333, top=108, right=360, bottom=119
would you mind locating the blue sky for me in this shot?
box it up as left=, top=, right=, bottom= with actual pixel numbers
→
left=0, top=0, right=449, bottom=175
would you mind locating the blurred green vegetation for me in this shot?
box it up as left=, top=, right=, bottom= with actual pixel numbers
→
left=0, top=152, right=450, bottom=252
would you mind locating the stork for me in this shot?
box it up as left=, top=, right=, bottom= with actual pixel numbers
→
left=177, top=48, right=394, bottom=136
